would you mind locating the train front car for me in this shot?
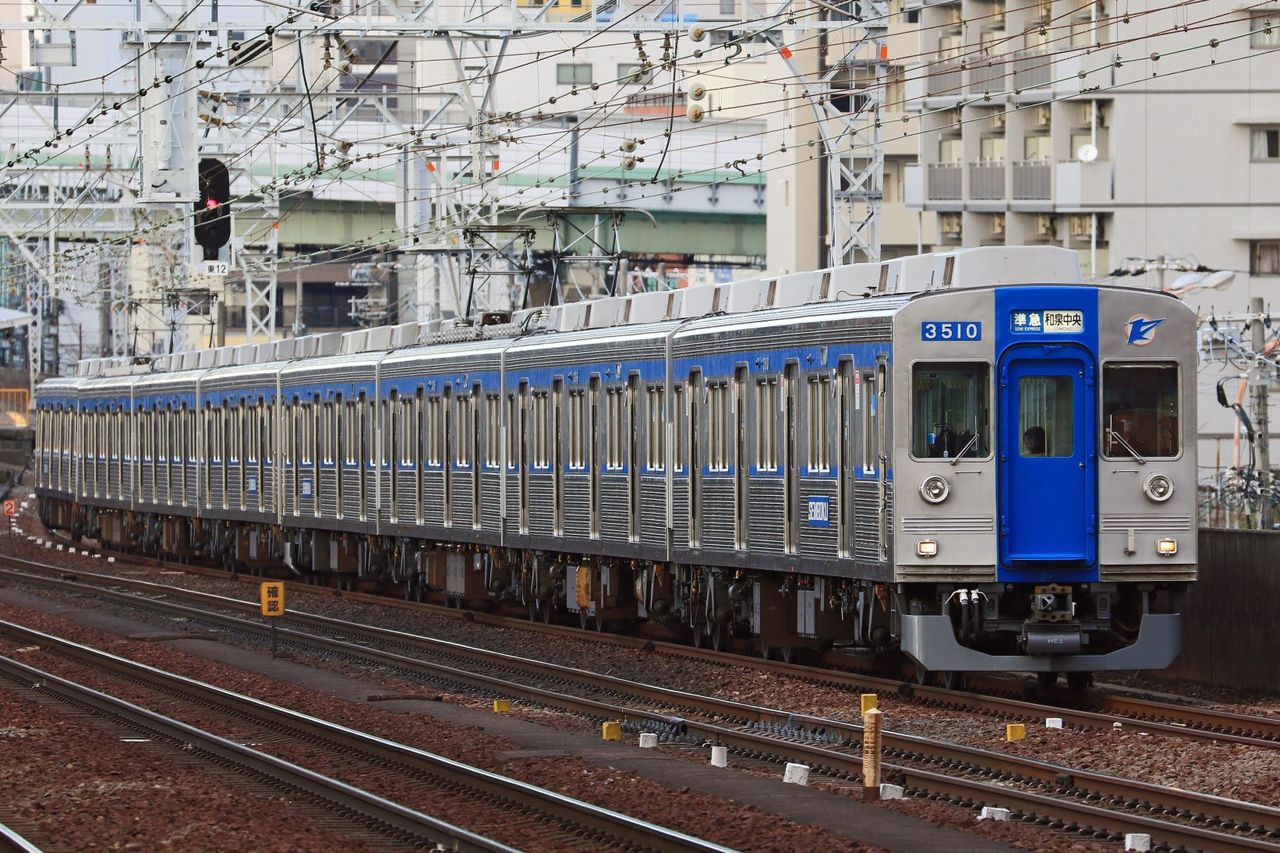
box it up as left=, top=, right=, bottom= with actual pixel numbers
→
left=893, top=275, right=1196, bottom=686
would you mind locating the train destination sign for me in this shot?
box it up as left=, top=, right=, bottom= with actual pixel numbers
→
left=1011, top=309, right=1084, bottom=334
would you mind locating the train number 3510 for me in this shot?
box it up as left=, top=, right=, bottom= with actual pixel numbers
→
left=921, top=321, right=982, bottom=342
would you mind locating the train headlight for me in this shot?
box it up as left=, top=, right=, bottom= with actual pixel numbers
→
left=1142, top=474, right=1174, bottom=502
left=1156, top=538, right=1178, bottom=557
left=916, top=539, right=939, bottom=558
left=919, top=475, right=951, bottom=504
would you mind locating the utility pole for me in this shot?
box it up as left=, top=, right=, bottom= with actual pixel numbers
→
left=1251, top=296, right=1273, bottom=530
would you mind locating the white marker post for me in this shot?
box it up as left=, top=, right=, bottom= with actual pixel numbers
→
left=862, top=707, right=884, bottom=800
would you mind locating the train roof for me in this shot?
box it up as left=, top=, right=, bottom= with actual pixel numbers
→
left=43, top=245, right=1085, bottom=390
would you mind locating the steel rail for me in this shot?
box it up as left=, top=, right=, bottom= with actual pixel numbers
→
left=2, top=561, right=1276, bottom=850
left=0, top=822, right=42, bottom=853
left=0, top=618, right=731, bottom=853
left=0, top=650, right=518, bottom=853
left=23, top=544, right=1280, bottom=750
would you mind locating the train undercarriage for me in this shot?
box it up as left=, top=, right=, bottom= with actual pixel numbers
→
left=40, top=496, right=1183, bottom=686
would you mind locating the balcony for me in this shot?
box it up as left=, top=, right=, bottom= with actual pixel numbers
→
left=1055, top=160, right=1114, bottom=207
left=926, top=62, right=965, bottom=98
left=927, top=162, right=963, bottom=200
left=1011, top=50, right=1052, bottom=91
left=969, top=162, right=1006, bottom=200
left=1012, top=161, right=1052, bottom=200
left=966, top=58, right=1008, bottom=95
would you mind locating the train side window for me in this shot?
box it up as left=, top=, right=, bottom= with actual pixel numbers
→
left=647, top=386, right=665, bottom=471
left=707, top=382, right=730, bottom=472
left=506, top=394, right=518, bottom=469
left=910, top=362, right=990, bottom=459
left=672, top=384, right=685, bottom=473
left=485, top=394, right=501, bottom=468
left=757, top=378, right=778, bottom=471
left=568, top=390, right=585, bottom=469
left=807, top=376, right=831, bottom=473
left=1102, top=362, right=1179, bottom=458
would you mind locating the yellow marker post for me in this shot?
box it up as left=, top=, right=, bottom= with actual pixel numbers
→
left=860, top=693, right=878, bottom=714
left=259, top=582, right=285, bottom=657
left=862, top=707, right=884, bottom=800
left=1006, top=723, right=1026, bottom=742
left=601, top=721, right=622, bottom=741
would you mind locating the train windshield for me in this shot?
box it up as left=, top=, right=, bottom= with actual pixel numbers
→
left=1103, top=362, right=1179, bottom=459
left=911, top=362, right=990, bottom=459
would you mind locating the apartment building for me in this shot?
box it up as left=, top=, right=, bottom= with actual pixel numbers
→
left=902, top=0, right=1280, bottom=288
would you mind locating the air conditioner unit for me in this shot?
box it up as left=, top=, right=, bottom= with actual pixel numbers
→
left=1035, top=215, right=1057, bottom=239
left=940, top=213, right=963, bottom=237
left=991, top=215, right=1006, bottom=236
left=992, top=111, right=1007, bottom=129
left=1033, top=105, right=1052, bottom=127
left=1080, top=100, right=1106, bottom=127
left=1069, top=214, right=1092, bottom=238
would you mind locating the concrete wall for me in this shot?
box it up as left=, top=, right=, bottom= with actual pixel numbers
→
left=1165, top=529, right=1280, bottom=692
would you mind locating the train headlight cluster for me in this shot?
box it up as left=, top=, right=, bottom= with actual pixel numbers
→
left=1142, top=474, right=1174, bottom=502
left=1156, top=538, right=1179, bottom=557
left=916, top=540, right=939, bottom=558
left=919, top=475, right=951, bottom=504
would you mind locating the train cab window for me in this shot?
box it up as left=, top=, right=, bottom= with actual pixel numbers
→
left=1103, top=362, right=1179, bottom=458
left=911, top=362, right=990, bottom=459
left=1018, top=376, right=1073, bottom=457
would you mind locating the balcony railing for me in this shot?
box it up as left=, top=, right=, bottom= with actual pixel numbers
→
left=926, top=61, right=965, bottom=97
left=1012, top=50, right=1052, bottom=91
left=967, top=58, right=1008, bottom=94
left=969, top=162, right=1006, bottom=200
left=1012, top=161, right=1052, bottom=200
left=927, top=162, right=963, bottom=200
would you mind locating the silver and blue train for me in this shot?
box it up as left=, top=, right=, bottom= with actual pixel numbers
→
left=33, top=246, right=1198, bottom=683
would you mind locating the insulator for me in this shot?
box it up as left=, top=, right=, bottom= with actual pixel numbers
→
left=689, top=82, right=708, bottom=101
left=688, top=24, right=707, bottom=42
left=686, top=103, right=705, bottom=123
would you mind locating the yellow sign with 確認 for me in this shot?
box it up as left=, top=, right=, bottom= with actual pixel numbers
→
left=259, top=581, right=285, bottom=617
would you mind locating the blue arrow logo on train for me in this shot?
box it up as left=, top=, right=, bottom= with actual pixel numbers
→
left=1125, top=315, right=1165, bottom=346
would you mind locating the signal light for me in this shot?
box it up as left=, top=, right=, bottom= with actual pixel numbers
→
left=194, top=158, right=231, bottom=261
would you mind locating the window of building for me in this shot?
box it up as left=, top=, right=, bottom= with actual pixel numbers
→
left=1069, top=132, right=1098, bottom=160
left=1103, top=363, right=1179, bottom=458
left=1251, top=240, right=1280, bottom=275
left=938, top=32, right=963, bottom=60
left=1070, top=17, right=1095, bottom=48
left=979, top=136, right=1007, bottom=162
left=938, top=137, right=963, bottom=164
left=1023, top=134, right=1052, bottom=161
left=911, top=363, right=991, bottom=459
left=1251, top=15, right=1279, bottom=48
left=556, top=63, right=592, bottom=86
left=1251, top=128, right=1280, bottom=161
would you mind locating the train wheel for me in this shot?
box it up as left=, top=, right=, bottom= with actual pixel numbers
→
left=1036, top=671, right=1060, bottom=689
left=758, top=638, right=773, bottom=660
left=940, top=671, right=967, bottom=691
left=1066, top=672, right=1093, bottom=691
left=779, top=646, right=797, bottom=665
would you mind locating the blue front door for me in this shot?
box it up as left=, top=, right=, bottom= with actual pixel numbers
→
left=999, top=347, right=1096, bottom=572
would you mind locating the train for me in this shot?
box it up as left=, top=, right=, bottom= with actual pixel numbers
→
left=32, top=246, right=1198, bottom=687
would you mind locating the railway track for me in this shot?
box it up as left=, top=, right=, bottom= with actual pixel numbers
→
left=0, top=822, right=40, bottom=853
left=2, top=555, right=1277, bottom=851
left=34, top=540, right=1280, bottom=751
left=0, top=618, right=730, bottom=853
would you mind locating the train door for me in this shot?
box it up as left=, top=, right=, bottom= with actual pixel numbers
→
left=875, top=358, right=888, bottom=559
left=734, top=365, right=748, bottom=550
left=518, top=381, right=529, bottom=534
left=628, top=373, right=640, bottom=542
left=472, top=384, right=482, bottom=528
left=688, top=370, right=702, bottom=547
left=783, top=363, right=799, bottom=554
left=553, top=378, right=564, bottom=536
left=443, top=385, right=453, bottom=527
left=837, top=360, right=854, bottom=557
left=998, top=348, right=1096, bottom=568
left=589, top=376, right=600, bottom=538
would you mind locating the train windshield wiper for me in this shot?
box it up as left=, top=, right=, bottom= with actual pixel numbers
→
left=1108, top=428, right=1146, bottom=465
left=950, top=432, right=981, bottom=465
